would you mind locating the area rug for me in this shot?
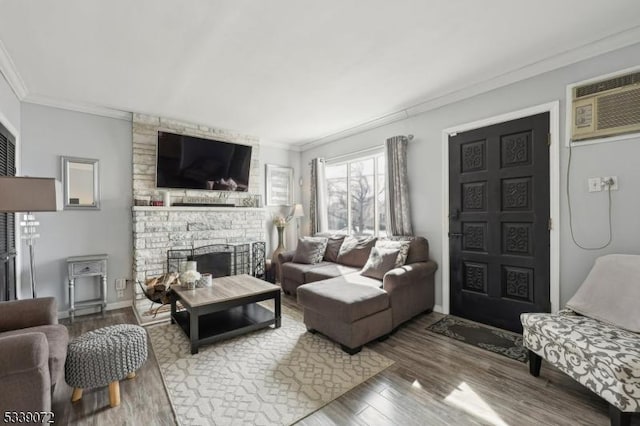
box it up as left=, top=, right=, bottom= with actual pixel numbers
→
left=147, top=304, right=394, bottom=425
left=427, top=316, right=528, bottom=363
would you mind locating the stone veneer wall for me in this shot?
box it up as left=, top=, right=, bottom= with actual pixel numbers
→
left=132, top=207, right=266, bottom=282
left=131, top=114, right=266, bottom=284
left=132, top=113, right=261, bottom=202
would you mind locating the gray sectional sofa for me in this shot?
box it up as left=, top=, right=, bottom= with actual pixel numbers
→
left=278, top=236, right=437, bottom=354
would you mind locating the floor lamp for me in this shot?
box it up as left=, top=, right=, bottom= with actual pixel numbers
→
left=0, top=177, right=61, bottom=298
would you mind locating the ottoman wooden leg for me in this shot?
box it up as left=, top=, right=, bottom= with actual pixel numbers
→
left=126, top=372, right=136, bottom=379
left=108, top=381, right=120, bottom=407
left=528, top=350, right=542, bottom=377
left=71, top=388, right=83, bottom=402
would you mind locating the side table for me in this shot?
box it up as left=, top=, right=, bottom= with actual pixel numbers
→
left=67, top=254, right=108, bottom=321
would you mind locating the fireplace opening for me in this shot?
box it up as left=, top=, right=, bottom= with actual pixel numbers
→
left=192, top=251, right=232, bottom=278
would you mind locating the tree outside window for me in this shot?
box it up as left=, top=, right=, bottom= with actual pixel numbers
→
left=326, top=152, right=386, bottom=237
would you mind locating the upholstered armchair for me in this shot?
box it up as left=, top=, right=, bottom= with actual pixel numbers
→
left=0, top=297, right=69, bottom=413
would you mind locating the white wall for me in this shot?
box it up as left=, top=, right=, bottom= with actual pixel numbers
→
left=260, top=145, right=302, bottom=254
left=301, top=42, right=640, bottom=308
left=19, top=103, right=133, bottom=311
left=17, top=102, right=301, bottom=313
left=0, top=70, right=20, bottom=141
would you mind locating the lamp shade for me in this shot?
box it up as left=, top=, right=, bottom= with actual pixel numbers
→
left=292, top=203, right=304, bottom=218
left=0, top=176, right=62, bottom=212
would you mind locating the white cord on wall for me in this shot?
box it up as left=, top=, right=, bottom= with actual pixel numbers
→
left=566, top=144, right=613, bottom=250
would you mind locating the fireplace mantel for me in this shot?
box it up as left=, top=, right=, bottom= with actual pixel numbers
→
left=132, top=206, right=265, bottom=213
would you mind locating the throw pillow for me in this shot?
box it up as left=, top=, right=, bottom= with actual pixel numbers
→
left=360, top=247, right=401, bottom=280
left=322, top=234, right=346, bottom=262
left=376, top=240, right=411, bottom=267
left=336, top=236, right=377, bottom=267
left=292, top=237, right=328, bottom=264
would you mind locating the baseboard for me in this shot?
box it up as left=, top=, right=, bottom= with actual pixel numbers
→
left=433, top=304, right=444, bottom=314
left=57, top=299, right=133, bottom=320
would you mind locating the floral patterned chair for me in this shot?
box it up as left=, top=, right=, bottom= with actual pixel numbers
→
left=521, top=255, right=640, bottom=426
left=522, top=310, right=639, bottom=426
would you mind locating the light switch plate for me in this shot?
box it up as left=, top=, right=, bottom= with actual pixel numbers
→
left=115, top=278, right=127, bottom=290
left=588, top=177, right=602, bottom=192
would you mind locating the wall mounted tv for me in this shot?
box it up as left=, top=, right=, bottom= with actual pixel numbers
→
left=156, top=131, right=252, bottom=191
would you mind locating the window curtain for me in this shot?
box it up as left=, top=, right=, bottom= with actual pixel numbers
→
left=310, top=158, right=328, bottom=235
left=385, top=135, right=414, bottom=236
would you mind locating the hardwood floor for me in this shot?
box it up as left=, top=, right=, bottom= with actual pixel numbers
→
left=53, top=309, right=176, bottom=426
left=51, top=296, right=638, bottom=425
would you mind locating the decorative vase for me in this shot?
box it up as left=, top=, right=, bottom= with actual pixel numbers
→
left=201, top=273, right=212, bottom=288
left=271, top=225, right=286, bottom=283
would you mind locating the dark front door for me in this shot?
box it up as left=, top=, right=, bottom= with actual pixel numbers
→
left=449, top=113, right=550, bottom=332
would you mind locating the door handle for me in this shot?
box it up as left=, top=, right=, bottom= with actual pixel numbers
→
left=449, top=232, right=464, bottom=238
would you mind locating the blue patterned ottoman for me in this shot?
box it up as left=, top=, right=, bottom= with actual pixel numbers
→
left=65, top=324, right=148, bottom=407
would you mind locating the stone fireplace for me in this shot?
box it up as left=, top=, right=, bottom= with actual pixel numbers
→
left=131, top=114, right=266, bottom=321
left=132, top=207, right=266, bottom=282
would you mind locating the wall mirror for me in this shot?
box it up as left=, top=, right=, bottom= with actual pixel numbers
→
left=61, top=156, right=100, bottom=210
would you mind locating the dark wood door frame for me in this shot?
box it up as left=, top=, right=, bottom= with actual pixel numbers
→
left=441, top=102, right=560, bottom=316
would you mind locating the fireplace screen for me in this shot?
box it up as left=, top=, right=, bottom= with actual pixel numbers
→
left=167, top=241, right=265, bottom=279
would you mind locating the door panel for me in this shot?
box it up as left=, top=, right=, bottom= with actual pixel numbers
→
left=449, top=113, right=550, bottom=332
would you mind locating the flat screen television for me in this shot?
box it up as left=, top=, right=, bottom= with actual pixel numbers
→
left=156, top=131, right=252, bottom=191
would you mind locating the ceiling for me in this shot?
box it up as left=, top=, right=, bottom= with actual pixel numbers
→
left=1, top=0, right=640, bottom=147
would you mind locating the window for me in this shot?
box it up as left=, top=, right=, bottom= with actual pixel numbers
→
left=326, top=152, right=386, bottom=237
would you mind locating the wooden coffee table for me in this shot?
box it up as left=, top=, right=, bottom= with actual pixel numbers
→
left=170, top=274, right=281, bottom=354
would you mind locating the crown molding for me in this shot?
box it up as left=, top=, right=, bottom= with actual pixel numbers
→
left=0, top=38, right=28, bottom=99
left=297, top=110, right=408, bottom=152
left=23, top=94, right=132, bottom=121
left=260, top=139, right=302, bottom=151
left=294, top=25, right=640, bottom=152
left=3, top=25, right=640, bottom=147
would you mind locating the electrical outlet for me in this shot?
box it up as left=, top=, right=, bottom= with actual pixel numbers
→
left=588, top=177, right=602, bottom=192
left=602, top=176, right=619, bottom=191
left=117, top=290, right=124, bottom=298
left=115, top=278, right=127, bottom=290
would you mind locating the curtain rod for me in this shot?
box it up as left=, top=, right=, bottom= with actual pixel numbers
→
left=326, top=145, right=384, bottom=163
left=308, top=134, right=414, bottom=165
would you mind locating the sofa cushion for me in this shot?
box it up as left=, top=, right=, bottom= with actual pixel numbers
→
left=565, top=254, right=640, bottom=333
left=361, top=247, right=401, bottom=280
left=0, top=324, right=69, bottom=386
left=280, top=261, right=332, bottom=284
left=383, top=236, right=430, bottom=264
left=292, top=237, right=328, bottom=264
left=336, top=236, right=377, bottom=267
left=322, top=235, right=346, bottom=262
left=297, top=278, right=390, bottom=323
left=305, top=263, right=361, bottom=283
left=375, top=240, right=410, bottom=267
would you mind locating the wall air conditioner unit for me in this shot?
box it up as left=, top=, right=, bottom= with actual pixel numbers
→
left=571, top=70, right=640, bottom=143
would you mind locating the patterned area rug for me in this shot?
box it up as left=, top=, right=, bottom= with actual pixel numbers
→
left=147, top=304, right=394, bottom=425
left=427, top=316, right=528, bottom=362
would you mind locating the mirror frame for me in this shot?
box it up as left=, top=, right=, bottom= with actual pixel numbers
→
left=61, top=156, right=101, bottom=210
